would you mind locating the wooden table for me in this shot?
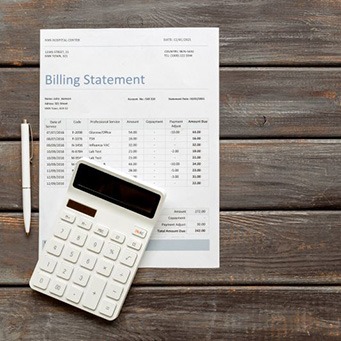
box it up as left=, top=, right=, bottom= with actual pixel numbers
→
left=0, top=1, right=340, bottom=339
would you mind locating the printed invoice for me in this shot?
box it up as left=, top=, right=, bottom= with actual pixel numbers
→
left=40, top=28, right=219, bottom=267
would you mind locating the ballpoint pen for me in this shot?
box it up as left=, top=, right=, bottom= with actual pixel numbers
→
left=21, top=119, right=32, bottom=236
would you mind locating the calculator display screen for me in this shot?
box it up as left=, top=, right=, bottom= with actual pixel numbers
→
left=67, top=199, right=97, bottom=217
left=73, top=163, right=161, bottom=218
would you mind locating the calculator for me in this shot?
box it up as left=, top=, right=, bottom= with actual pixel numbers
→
left=29, top=158, right=165, bottom=320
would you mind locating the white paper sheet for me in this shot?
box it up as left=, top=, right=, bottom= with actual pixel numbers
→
left=39, top=28, right=219, bottom=267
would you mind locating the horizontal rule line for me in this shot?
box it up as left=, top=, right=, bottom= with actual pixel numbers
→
left=43, top=45, right=208, bottom=48
left=1, top=284, right=341, bottom=288
left=42, top=88, right=208, bottom=91
left=1, top=64, right=341, bottom=68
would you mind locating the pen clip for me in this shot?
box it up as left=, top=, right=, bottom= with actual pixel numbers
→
left=29, top=123, right=33, bottom=163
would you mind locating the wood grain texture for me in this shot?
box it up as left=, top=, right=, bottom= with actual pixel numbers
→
left=0, top=213, right=38, bottom=285
left=220, top=68, right=341, bottom=138
left=1, top=68, right=341, bottom=139
left=0, top=69, right=39, bottom=139
left=1, top=0, right=340, bottom=338
left=1, top=140, right=340, bottom=210
left=221, top=140, right=341, bottom=210
left=1, top=212, right=340, bottom=286
left=0, top=287, right=340, bottom=340
left=1, top=0, right=341, bottom=65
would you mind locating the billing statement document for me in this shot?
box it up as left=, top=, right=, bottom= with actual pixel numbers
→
left=39, top=28, right=219, bottom=267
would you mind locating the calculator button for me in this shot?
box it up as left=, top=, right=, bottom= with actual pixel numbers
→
left=106, top=283, right=123, bottom=301
left=82, top=276, right=106, bottom=310
left=86, top=236, right=104, bottom=254
left=94, top=224, right=109, bottom=237
left=132, top=226, right=147, bottom=239
left=77, top=217, right=92, bottom=230
left=80, top=252, right=98, bottom=270
left=127, top=238, right=142, bottom=251
left=70, top=229, right=88, bottom=247
left=39, top=256, right=57, bottom=274
left=66, top=285, right=84, bottom=304
left=99, top=300, right=116, bottom=318
left=60, top=211, right=76, bottom=224
left=113, top=265, right=130, bottom=284
left=56, top=261, right=74, bottom=280
left=73, top=268, right=90, bottom=287
left=49, top=279, right=67, bottom=297
left=103, top=242, right=121, bottom=261
left=110, top=231, right=126, bottom=244
left=45, top=239, right=64, bottom=256
left=120, top=249, right=138, bottom=267
left=54, top=223, right=71, bottom=240
left=63, top=246, right=80, bottom=263
left=96, top=259, right=114, bottom=277
left=31, top=272, right=50, bottom=290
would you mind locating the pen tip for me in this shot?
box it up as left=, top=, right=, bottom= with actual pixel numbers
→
left=26, top=232, right=30, bottom=236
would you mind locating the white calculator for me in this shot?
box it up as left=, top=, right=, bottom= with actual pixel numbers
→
left=30, top=158, right=165, bottom=320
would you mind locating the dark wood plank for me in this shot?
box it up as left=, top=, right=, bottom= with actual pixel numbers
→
left=1, top=211, right=340, bottom=285
left=1, top=68, right=341, bottom=139
left=221, top=140, right=341, bottom=210
left=0, top=287, right=340, bottom=340
left=0, top=213, right=38, bottom=285
left=1, top=1, right=341, bottom=65
left=0, top=142, right=39, bottom=210
left=0, top=69, right=39, bottom=139
left=1, top=140, right=340, bottom=210
left=220, top=68, right=341, bottom=138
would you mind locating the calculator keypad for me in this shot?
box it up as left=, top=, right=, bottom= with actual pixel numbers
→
left=86, top=236, right=104, bottom=254
left=50, top=279, right=67, bottom=296
left=73, top=268, right=90, bottom=287
left=63, top=246, right=80, bottom=263
left=120, top=249, right=137, bottom=267
left=103, top=242, right=121, bottom=261
left=127, top=238, right=142, bottom=251
left=70, top=229, right=88, bottom=246
left=110, top=231, right=125, bottom=244
left=113, top=265, right=131, bottom=284
left=61, top=211, right=76, bottom=224
left=39, top=256, right=57, bottom=273
left=132, top=226, right=147, bottom=238
left=46, top=239, right=64, bottom=256
left=106, top=283, right=123, bottom=300
left=56, top=261, right=74, bottom=280
left=94, top=224, right=109, bottom=237
left=66, top=285, right=83, bottom=303
left=77, top=217, right=92, bottom=230
left=32, top=273, right=50, bottom=290
left=82, top=275, right=106, bottom=310
left=54, top=223, right=71, bottom=240
left=80, top=252, right=97, bottom=270
left=96, top=258, right=114, bottom=277
left=99, top=300, right=117, bottom=317
left=30, top=209, right=149, bottom=320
